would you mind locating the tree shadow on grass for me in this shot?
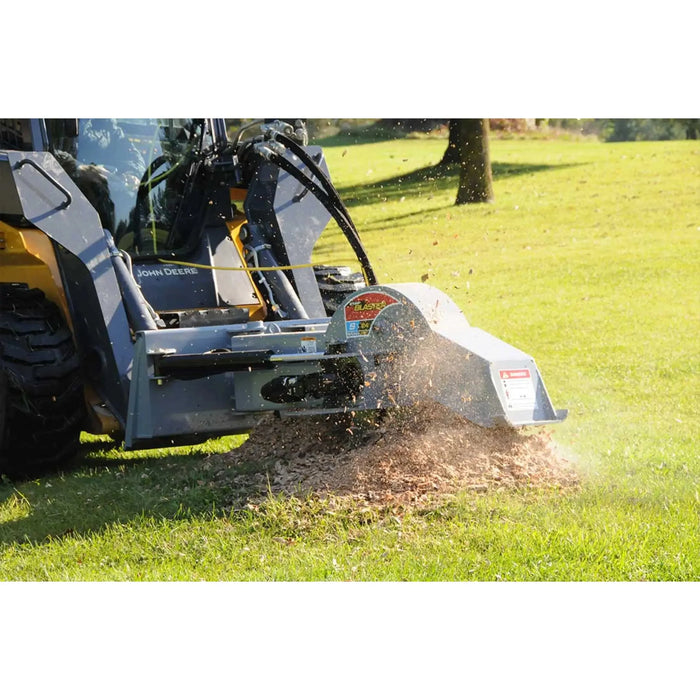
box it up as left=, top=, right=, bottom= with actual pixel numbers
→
left=337, top=161, right=583, bottom=208
left=0, top=440, right=262, bottom=547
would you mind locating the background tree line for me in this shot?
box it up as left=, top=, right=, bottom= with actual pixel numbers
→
left=305, top=118, right=698, bottom=206
left=305, top=118, right=699, bottom=142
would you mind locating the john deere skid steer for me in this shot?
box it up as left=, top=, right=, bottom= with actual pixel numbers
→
left=0, top=118, right=566, bottom=477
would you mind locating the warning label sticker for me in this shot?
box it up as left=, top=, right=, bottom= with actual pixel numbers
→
left=300, top=337, right=317, bottom=353
left=344, top=292, right=399, bottom=338
left=499, top=368, right=537, bottom=410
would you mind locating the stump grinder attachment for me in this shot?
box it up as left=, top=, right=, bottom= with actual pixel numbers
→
left=0, top=118, right=566, bottom=475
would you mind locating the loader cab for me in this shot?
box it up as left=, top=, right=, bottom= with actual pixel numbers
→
left=42, top=118, right=268, bottom=324
left=7, top=117, right=352, bottom=328
left=45, top=118, right=213, bottom=257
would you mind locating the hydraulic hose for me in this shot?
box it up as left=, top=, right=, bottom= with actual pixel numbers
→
left=270, top=133, right=376, bottom=285
left=265, top=150, right=378, bottom=286
left=273, top=132, right=356, bottom=228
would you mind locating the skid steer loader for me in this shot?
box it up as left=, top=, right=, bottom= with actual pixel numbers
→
left=0, top=118, right=566, bottom=477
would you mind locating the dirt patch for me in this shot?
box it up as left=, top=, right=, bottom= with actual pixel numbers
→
left=208, top=403, right=579, bottom=507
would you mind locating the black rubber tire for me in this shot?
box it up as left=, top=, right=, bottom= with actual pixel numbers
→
left=0, top=283, right=85, bottom=479
left=314, top=265, right=366, bottom=315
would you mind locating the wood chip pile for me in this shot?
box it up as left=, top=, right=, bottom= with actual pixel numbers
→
left=211, top=403, right=579, bottom=506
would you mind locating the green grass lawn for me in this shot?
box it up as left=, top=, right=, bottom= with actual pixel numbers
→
left=1, top=134, right=698, bottom=581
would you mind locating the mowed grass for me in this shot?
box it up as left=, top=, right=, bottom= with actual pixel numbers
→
left=1, top=135, right=698, bottom=581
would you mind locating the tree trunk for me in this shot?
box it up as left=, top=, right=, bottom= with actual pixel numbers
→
left=440, top=119, right=461, bottom=165
left=455, top=119, right=494, bottom=205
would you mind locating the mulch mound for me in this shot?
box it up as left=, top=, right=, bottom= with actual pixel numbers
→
left=208, top=403, right=579, bottom=507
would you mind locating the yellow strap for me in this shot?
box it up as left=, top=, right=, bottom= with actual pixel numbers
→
left=157, top=258, right=317, bottom=272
